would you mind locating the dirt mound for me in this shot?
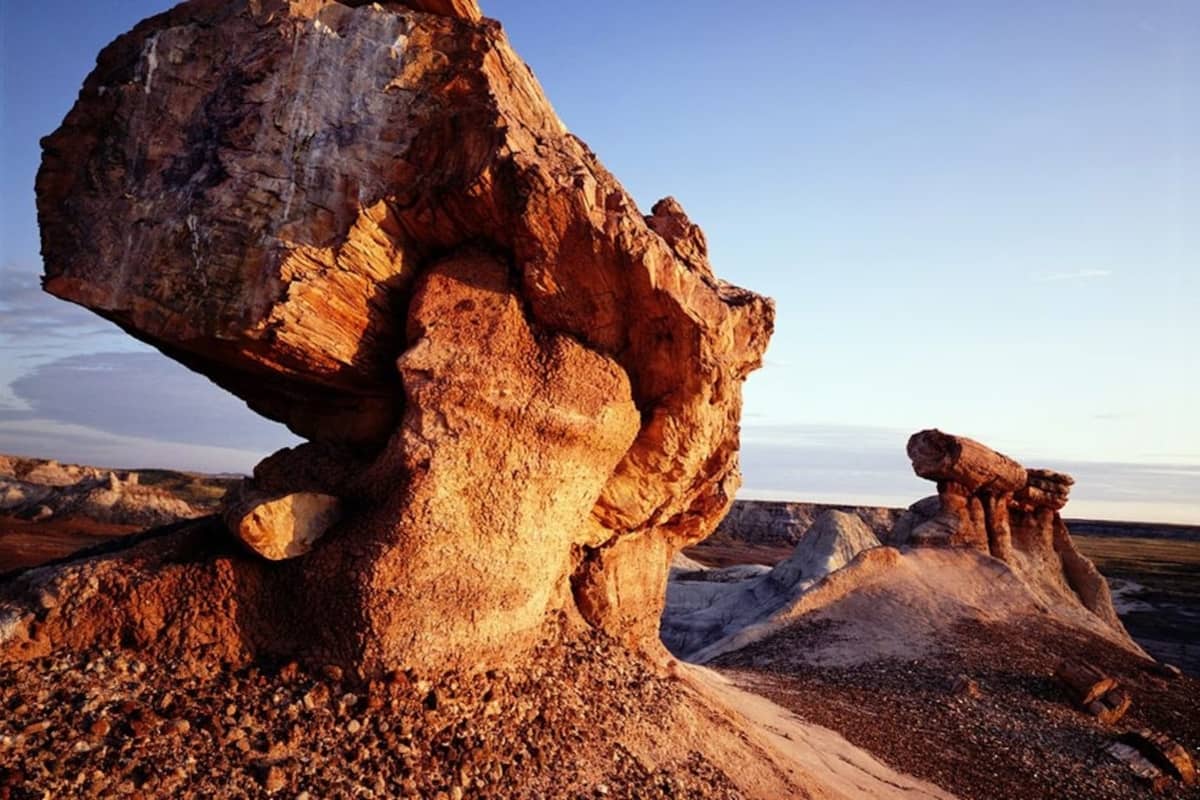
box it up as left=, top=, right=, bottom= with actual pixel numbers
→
left=0, top=455, right=229, bottom=572
left=714, top=500, right=902, bottom=546
left=691, top=547, right=1140, bottom=667
left=662, top=511, right=880, bottom=659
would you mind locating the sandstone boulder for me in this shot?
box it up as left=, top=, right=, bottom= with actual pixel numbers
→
left=21, top=0, right=773, bottom=675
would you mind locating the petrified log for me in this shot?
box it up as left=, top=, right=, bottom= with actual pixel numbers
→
left=13, top=0, right=774, bottom=677
left=1014, top=468, right=1074, bottom=512
left=223, top=490, right=342, bottom=561
left=1055, top=660, right=1118, bottom=706
left=1085, top=688, right=1131, bottom=725
left=1106, top=742, right=1172, bottom=792
left=1149, top=662, right=1184, bottom=680
left=1121, top=730, right=1197, bottom=787
left=907, top=430, right=1027, bottom=494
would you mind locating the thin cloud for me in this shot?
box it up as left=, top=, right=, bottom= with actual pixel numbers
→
left=0, top=418, right=268, bottom=475
left=1034, top=269, right=1113, bottom=283
left=7, top=351, right=300, bottom=454
left=738, top=424, right=1200, bottom=525
left=0, top=267, right=131, bottom=347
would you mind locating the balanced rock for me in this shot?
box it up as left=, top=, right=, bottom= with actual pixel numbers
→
left=21, top=0, right=773, bottom=675
left=891, top=429, right=1125, bottom=634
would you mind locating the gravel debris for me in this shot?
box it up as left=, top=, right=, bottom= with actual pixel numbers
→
left=715, top=615, right=1200, bottom=800
left=0, top=629, right=745, bottom=799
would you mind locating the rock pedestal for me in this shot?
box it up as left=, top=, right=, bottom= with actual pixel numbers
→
left=14, top=0, right=774, bottom=676
left=891, top=429, right=1124, bottom=633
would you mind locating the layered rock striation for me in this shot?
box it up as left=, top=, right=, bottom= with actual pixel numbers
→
left=15, top=0, right=773, bottom=676
left=891, top=429, right=1124, bottom=633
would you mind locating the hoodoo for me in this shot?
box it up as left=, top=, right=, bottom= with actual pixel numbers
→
left=15, top=0, right=774, bottom=678
left=893, top=429, right=1125, bottom=634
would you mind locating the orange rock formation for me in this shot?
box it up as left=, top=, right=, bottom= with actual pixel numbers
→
left=20, top=0, right=773, bottom=676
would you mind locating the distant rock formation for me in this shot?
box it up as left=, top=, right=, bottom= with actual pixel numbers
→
left=0, top=456, right=202, bottom=529
left=890, top=429, right=1125, bottom=633
left=714, top=500, right=902, bottom=546
left=20, top=0, right=773, bottom=677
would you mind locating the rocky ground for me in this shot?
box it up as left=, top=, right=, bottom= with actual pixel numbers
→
left=714, top=615, right=1200, bottom=800
left=0, top=625, right=748, bottom=800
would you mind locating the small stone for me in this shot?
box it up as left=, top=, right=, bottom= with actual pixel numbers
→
left=21, top=721, right=51, bottom=736
left=347, top=719, right=362, bottom=734
left=168, top=719, right=191, bottom=735
left=263, top=765, right=287, bottom=793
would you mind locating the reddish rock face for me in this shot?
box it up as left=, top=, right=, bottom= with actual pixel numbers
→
left=895, top=430, right=1124, bottom=634
left=25, top=0, right=773, bottom=674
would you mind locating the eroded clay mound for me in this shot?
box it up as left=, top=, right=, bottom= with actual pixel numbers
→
left=662, top=511, right=880, bottom=660
left=18, top=0, right=774, bottom=676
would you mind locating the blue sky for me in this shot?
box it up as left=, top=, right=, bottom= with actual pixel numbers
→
left=1, top=0, right=1197, bottom=521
